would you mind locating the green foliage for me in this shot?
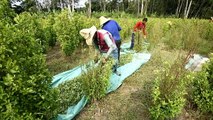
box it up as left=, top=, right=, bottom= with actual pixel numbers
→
left=149, top=61, right=188, bottom=119
left=0, top=0, right=16, bottom=23
left=53, top=10, right=81, bottom=55
left=50, top=60, right=113, bottom=117
left=14, top=12, right=49, bottom=53
left=81, top=60, right=113, bottom=100
left=53, top=77, right=84, bottom=115
left=161, top=19, right=212, bottom=55
left=0, top=21, right=57, bottom=119
left=192, top=54, right=213, bottom=113
left=133, top=31, right=143, bottom=52
left=39, top=14, right=57, bottom=47
left=120, top=54, right=133, bottom=66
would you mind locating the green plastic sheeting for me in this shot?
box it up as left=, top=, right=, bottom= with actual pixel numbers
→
left=51, top=43, right=151, bottom=120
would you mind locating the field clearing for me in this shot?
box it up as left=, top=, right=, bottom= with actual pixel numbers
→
left=46, top=41, right=199, bottom=119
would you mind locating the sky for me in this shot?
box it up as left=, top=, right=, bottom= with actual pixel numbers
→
left=77, top=0, right=87, bottom=8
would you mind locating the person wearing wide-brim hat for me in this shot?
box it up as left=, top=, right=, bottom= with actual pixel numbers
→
left=99, top=16, right=122, bottom=62
left=80, top=26, right=121, bottom=76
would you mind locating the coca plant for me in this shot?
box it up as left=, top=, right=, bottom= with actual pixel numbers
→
left=0, top=21, right=58, bottom=119
left=149, top=61, right=188, bottom=119
left=192, top=53, right=213, bottom=113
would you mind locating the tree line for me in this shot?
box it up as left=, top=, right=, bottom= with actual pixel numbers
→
left=10, top=0, right=213, bottom=19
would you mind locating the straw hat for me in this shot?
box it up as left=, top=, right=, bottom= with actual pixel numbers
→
left=99, top=16, right=110, bottom=26
left=79, top=26, right=97, bottom=45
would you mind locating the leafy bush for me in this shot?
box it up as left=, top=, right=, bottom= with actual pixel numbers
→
left=53, top=10, right=81, bottom=55
left=0, top=0, right=16, bottom=23
left=81, top=60, right=113, bottom=100
left=0, top=21, right=57, bottom=119
left=39, top=13, right=57, bottom=48
left=162, top=19, right=212, bottom=55
left=54, top=77, right=84, bottom=115
left=192, top=54, right=213, bottom=113
left=51, top=60, right=113, bottom=117
left=149, top=61, right=188, bottom=119
left=14, top=12, right=49, bottom=53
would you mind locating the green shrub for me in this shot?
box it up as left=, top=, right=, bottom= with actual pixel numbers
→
left=0, top=0, right=16, bottom=24
left=0, top=21, right=57, bottom=119
left=54, top=77, right=84, bottom=115
left=149, top=61, right=188, bottom=119
left=53, top=10, right=82, bottom=55
left=40, top=14, right=57, bottom=48
left=14, top=12, right=49, bottom=53
left=81, top=60, right=113, bottom=100
left=192, top=54, right=213, bottom=113
left=51, top=60, right=113, bottom=117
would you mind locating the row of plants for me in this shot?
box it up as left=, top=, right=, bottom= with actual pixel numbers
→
left=0, top=5, right=134, bottom=119
left=13, top=10, right=134, bottom=56
left=147, top=18, right=213, bottom=55
left=0, top=15, right=114, bottom=118
left=147, top=53, right=213, bottom=119
left=48, top=60, right=114, bottom=119
left=0, top=13, right=57, bottom=120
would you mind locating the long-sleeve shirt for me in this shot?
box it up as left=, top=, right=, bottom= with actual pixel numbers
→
left=133, top=21, right=147, bottom=35
left=102, top=20, right=122, bottom=41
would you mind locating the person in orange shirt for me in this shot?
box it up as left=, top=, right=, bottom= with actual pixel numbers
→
left=130, top=18, right=148, bottom=49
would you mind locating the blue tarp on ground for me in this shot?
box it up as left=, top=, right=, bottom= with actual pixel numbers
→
left=51, top=43, right=151, bottom=120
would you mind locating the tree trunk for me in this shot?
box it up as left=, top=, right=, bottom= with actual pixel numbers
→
left=60, top=0, right=63, bottom=10
left=141, top=0, right=144, bottom=16
left=137, top=0, right=140, bottom=17
left=103, top=0, right=106, bottom=12
left=175, top=0, right=181, bottom=17
left=67, top=0, right=71, bottom=13
left=185, top=0, right=192, bottom=18
left=144, top=0, right=148, bottom=16
left=87, top=0, right=91, bottom=18
left=178, top=0, right=184, bottom=18
left=71, top=0, right=74, bottom=12
left=184, top=0, right=189, bottom=18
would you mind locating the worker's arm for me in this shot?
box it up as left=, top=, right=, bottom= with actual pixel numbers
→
left=103, top=34, right=117, bottom=59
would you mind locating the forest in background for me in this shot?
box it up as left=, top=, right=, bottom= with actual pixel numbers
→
left=10, top=0, right=213, bottom=19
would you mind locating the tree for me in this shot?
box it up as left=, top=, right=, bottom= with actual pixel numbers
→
left=141, top=0, right=144, bottom=16
left=87, top=0, right=91, bottom=18
left=184, top=0, right=193, bottom=18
